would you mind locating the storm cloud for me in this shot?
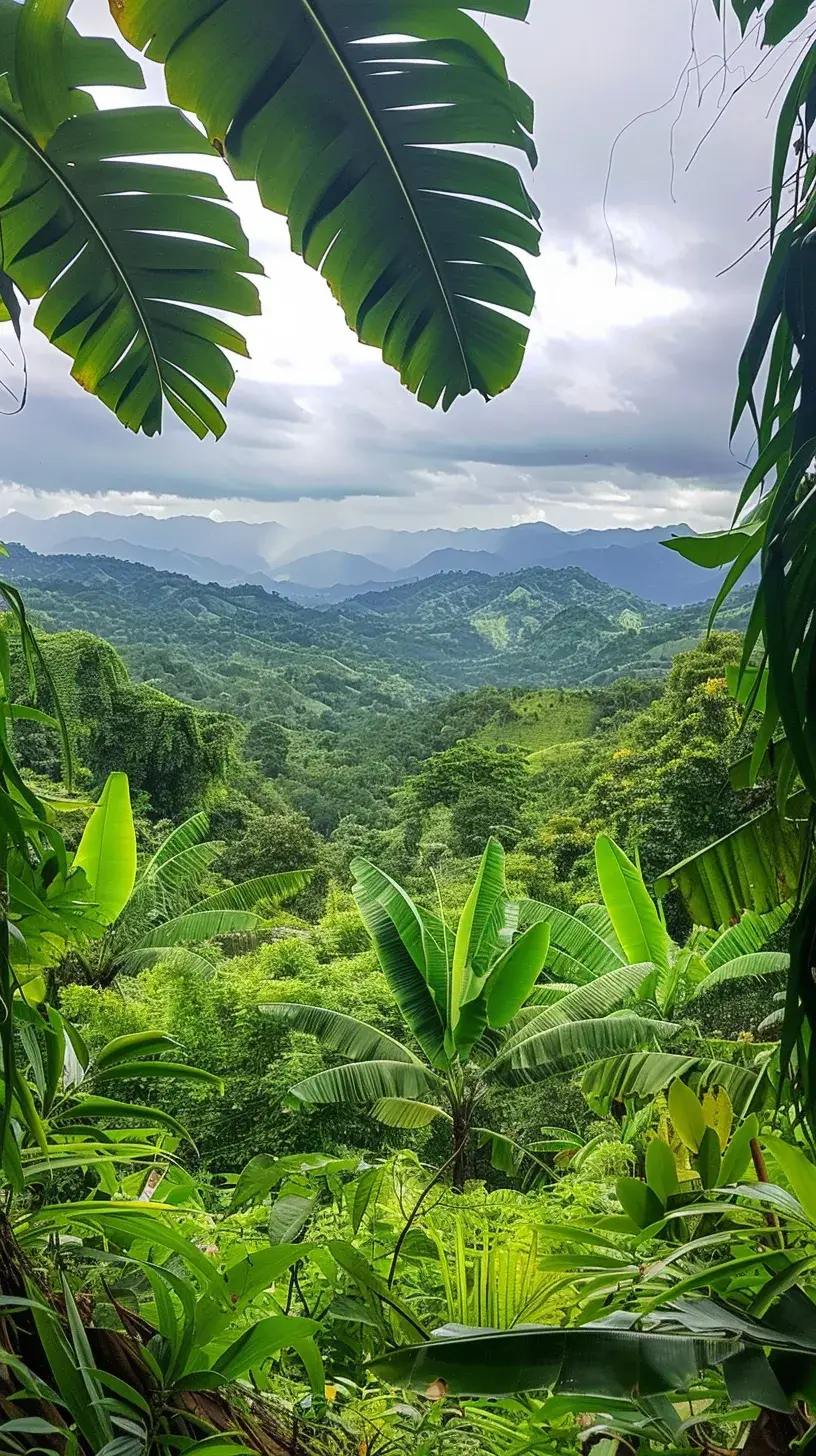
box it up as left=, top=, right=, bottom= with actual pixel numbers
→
left=0, top=0, right=790, bottom=534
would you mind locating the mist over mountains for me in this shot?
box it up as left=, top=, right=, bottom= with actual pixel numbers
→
left=0, top=512, right=746, bottom=607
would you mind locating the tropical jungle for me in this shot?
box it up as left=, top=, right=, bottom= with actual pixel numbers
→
left=3, top=1, right=816, bottom=1455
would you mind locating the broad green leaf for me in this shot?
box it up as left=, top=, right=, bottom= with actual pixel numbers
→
left=112, top=0, right=539, bottom=410
left=485, top=922, right=550, bottom=1030
left=369, top=1097, right=448, bottom=1129
left=94, top=1031, right=180, bottom=1070
left=143, top=811, right=210, bottom=872
left=72, top=772, right=136, bottom=925
left=519, top=898, right=623, bottom=982
left=616, top=1177, right=665, bottom=1228
left=720, top=1114, right=759, bottom=1186
left=764, top=0, right=811, bottom=44
left=194, top=1245, right=307, bottom=1344
left=764, top=1134, right=816, bottom=1224
left=583, top=1053, right=769, bottom=1119
left=500, top=964, right=650, bottom=1052
left=451, top=838, right=506, bottom=1029
left=51, top=1094, right=190, bottom=1140
left=655, top=798, right=809, bottom=927
left=188, top=871, right=313, bottom=913
left=214, top=1315, right=318, bottom=1382
left=350, top=1165, right=386, bottom=1235
left=286, top=1059, right=440, bottom=1109
left=268, top=1194, right=314, bottom=1246
left=230, top=1152, right=358, bottom=1212
left=90, top=1059, right=223, bottom=1090
left=0, top=79, right=259, bottom=435
left=702, top=1087, right=734, bottom=1151
left=260, top=1002, right=419, bottom=1064
left=328, top=1239, right=429, bottom=1338
left=595, top=835, right=671, bottom=973
left=669, top=1080, right=707, bottom=1153
left=645, top=1139, right=679, bottom=1204
left=694, top=1126, right=722, bottom=1189
left=352, top=858, right=447, bottom=1066
left=702, top=903, right=792, bottom=969
left=489, top=1013, right=672, bottom=1087
left=691, top=952, right=789, bottom=1000
left=29, top=1284, right=110, bottom=1450
left=371, top=1324, right=738, bottom=1398
left=140, top=909, right=261, bottom=946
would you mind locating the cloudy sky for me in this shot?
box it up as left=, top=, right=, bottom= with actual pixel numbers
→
left=0, top=1, right=794, bottom=538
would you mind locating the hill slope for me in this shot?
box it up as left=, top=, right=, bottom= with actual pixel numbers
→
left=0, top=548, right=753, bottom=720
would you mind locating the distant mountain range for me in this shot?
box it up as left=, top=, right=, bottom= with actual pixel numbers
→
left=0, top=512, right=750, bottom=608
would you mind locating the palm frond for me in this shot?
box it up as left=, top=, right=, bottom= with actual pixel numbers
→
left=581, top=1050, right=772, bottom=1117
left=140, top=910, right=260, bottom=947
left=702, top=902, right=792, bottom=970
left=111, top=0, right=539, bottom=409
left=501, top=964, right=650, bottom=1052
left=0, top=71, right=260, bottom=436
left=351, top=858, right=447, bottom=1067
left=143, top=812, right=210, bottom=875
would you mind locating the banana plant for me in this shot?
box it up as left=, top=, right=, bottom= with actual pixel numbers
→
left=0, top=0, right=538, bottom=425
left=62, top=809, right=313, bottom=989
left=263, top=839, right=669, bottom=1189
left=8, top=769, right=136, bottom=1004
left=529, top=834, right=790, bottom=1018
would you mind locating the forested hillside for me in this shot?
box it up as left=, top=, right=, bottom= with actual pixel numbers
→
left=3, top=545, right=753, bottom=709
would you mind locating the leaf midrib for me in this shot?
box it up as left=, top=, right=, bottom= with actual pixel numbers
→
left=0, top=103, right=163, bottom=408
left=296, top=0, right=472, bottom=391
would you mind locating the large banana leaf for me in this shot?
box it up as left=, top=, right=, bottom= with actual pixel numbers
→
left=701, top=902, right=792, bottom=970
left=500, top=964, right=651, bottom=1052
left=489, top=1014, right=672, bottom=1087
left=690, top=952, right=789, bottom=1001
left=259, top=1002, right=420, bottom=1065
left=485, top=922, right=550, bottom=1030
left=352, top=859, right=447, bottom=1067
left=285, top=1059, right=441, bottom=1109
left=595, top=836, right=672, bottom=973
left=140, top=910, right=261, bottom=946
left=144, top=841, right=221, bottom=896
left=519, top=900, right=623, bottom=983
left=0, top=10, right=260, bottom=437
left=369, top=1097, right=449, bottom=1129
left=111, top=0, right=539, bottom=409
left=453, top=839, right=507, bottom=1000
left=72, top=772, right=136, bottom=927
left=582, top=1051, right=772, bottom=1117
left=143, top=812, right=210, bottom=874
left=655, top=798, right=810, bottom=927
left=188, top=871, right=313, bottom=913
left=371, top=1323, right=739, bottom=1398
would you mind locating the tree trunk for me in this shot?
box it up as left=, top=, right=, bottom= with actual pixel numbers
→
left=743, top=1407, right=808, bottom=1456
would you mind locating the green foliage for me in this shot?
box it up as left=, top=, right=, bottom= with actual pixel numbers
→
left=11, top=627, right=238, bottom=817
left=245, top=718, right=288, bottom=779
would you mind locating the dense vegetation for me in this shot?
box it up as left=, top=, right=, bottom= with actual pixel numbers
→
left=5, top=0, right=816, bottom=1455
